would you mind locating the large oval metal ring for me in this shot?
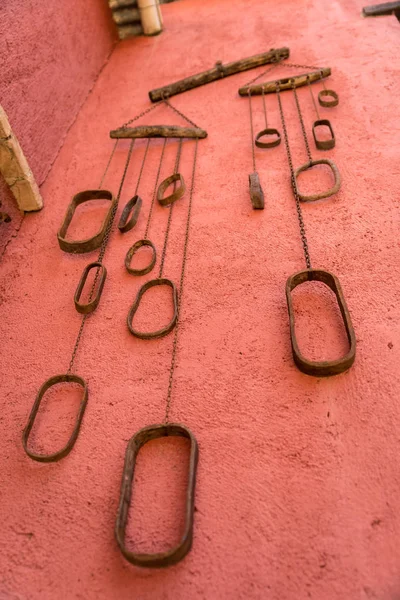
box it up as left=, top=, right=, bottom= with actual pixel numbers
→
left=294, top=159, right=341, bottom=202
left=22, top=374, right=88, bottom=462
left=115, top=423, right=199, bottom=568
left=118, top=195, right=142, bottom=233
left=157, top=173, right=186, bottom=207
left=312, top=119, right=335, bottom=151
left=255, top=128, right=281, bottom=148
left=125, top=239, right=156, bottom=276
left=74, top=261, right=107, bottom=314
left=318, top=89, right=339, bottom=108
left=127, top=278, right=178, bottom=340
left=286, top=269, right=356, bottom=377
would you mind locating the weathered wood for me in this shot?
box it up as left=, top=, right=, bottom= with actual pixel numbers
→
left=148, top=47, right=290, bottom=102
left=110, top=125, right=207, bottom=139
left=0, top=105, right=43, bottom=212
left=239, top=68, right=331, bottom=96
left=118, top=23, right=143, bottom=39
left=112, top=7, right=140, bottom=25
left=109, top=0, right=138, bottom=10
left=362, top=1, right=400, bottom=15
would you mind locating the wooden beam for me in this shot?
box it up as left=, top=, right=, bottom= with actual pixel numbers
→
left=239, top=68, right=331, bottom=96
left=110, top=125, right=208, bottom=139
left=148, top=47, right=290, bottom=102
left=362, top=1, right=400, bottom=15
left=0, top=105, right=43, bottom=212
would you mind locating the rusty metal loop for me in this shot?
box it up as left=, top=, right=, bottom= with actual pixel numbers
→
left=255, top=128, right=281, bottom=148
left=125, top=239, right=156, bottom=276
left=74, top=262, right=107, bottom=314
left=127, top=278, right=178, bottom=340
left=118, top=195, right=142, bottom=233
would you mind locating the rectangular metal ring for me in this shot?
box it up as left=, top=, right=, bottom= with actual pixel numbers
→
left=115, top=423, right=199, bottom=568
left=57, top=189, right=116, bottom=254
left=74, top=262, right=107, bottom=314
left=294, top=159, right=341, bottom=202
left=312, top=119, right=335, bottom=151
left=286, top=269, right=356, bottom=377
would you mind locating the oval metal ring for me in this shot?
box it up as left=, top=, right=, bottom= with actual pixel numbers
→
left=294, top=159, right=341, bottom=202
left=286, top=269, right=356, bottom=377
left=125, top=239, right=156, bottom=276
left=74, top=261, right=107, bottom=314
left=127, top=278, right=178, bottom=340
left=118, top=195, right=142, bottom=233
left=255, top=128, right=281, bottom=148
left=157, top=173, right=186, bottom=207
left=318, top=89, right=339, bottom=108
left=22, top=374, right=88, bottom=462
left=312, top=119, right=335, bottom=151
left=115, top=423, right=199, bottom=568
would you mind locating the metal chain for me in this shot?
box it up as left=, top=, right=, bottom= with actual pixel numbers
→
left=134, top=138, right=151, bottom=196
left=98, top=140, right=118, bottom=189
left=320, top=70, right=328, bottom=91
left=144, top=138, right=167, bottom=239
left=261, top=89, right=268, bottom=129
left=307, top=77, right=320, bottom=120
left=243, top=61, right=281, bottom=87
left=67, top=139, right=135, bottom=374
left=282, top=62, right=322, bottom=71
left=292, top=83, right=313, bottom=163
left=248, top=90, right=256, bottom=172
left=158, top=139, right=183, bottom=278
left=120, top=96, right=199, bottom=130
left=164, top=138, right=198, bottom=423
left=276, top=87, right=312, bottom=270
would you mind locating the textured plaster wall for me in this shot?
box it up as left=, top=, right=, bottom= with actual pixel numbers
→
left=0, top=0, right=116, bottom=187
left=1, top=1, right=400, bottom=599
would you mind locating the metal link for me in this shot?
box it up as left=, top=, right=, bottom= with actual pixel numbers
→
left=292, top=83, right=313, bottom=164
left=307, top=77, right=320, bottom=120
left=159, top=139, right=183, bottom=278
left=276, top=87, right=312, bottom=270
left=164, top=138, right=199, bottom=424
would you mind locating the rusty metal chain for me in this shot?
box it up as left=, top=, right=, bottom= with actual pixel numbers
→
left=282, top=62, right=322, bottom=71
left=243, top=61, right=281, bottom=87
left=158, top=139, right=183, bottom=278
left=144, top=138, right=167, bottom=239
left=261, top=89, right=268, bottom=129
left=164, top=137, right=198, bottom=423
left=307, top=77, right=320, bottom=120
left=248, top=90, right=256, bottom=172
left=276, top=87, right=312, bottom=270
left=67, top=139, right=135, bottom=374
left=292, top=82, right=313, bottom=164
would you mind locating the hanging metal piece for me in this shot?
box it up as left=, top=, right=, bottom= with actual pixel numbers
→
left=318, top=89, right=339, bottom=107
left=115, top=423, right=199, bottom=568
left=57, top=190, right=117, bottom=254
left=127, top=278, right=178, bottom=339
left=312, top=119, right=336, bottom=150
left=294, top=159, right=341, bottom=202
left=157, top=173, right=186, bottom=206
left=22, top=374, right=88, bottom=462
left=286, top=269, right=356, bottom=377
left=255, top=128, right=281, bottom=148
left=248, top=172, right=265, bottom=209
left=125, top=239, right=157, bottom=276
left=118, top=195, right=143, bottom=233
left=74, top=262, right=107, bottom=315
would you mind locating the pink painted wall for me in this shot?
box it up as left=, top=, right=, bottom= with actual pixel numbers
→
left=1, top=1, right=400, bottom=599
left=0, top=0, right=116, bottom=187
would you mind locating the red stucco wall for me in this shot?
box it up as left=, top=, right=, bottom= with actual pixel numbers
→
left=1, top=1, right=400, bottom=599
left=0, top=0, right=116, bottom=186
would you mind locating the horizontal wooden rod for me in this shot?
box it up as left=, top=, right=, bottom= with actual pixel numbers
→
left=110, top=125, right=208, bottom=139
left=148, top=47, right=290, bottom=102
left=239, top=68, right=331, bottom=95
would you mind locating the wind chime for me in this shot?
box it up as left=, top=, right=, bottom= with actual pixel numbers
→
left=239, top=62, right=356, bottom=377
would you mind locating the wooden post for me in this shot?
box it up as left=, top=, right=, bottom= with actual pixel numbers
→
left=0, top=105, right=43, bottom=212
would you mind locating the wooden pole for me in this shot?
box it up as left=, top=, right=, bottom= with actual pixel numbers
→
left=239, top=68, right=331, bottom=96
left=0, top=105, right=43, bottom=212
left=148, top=47, right=290, bottom=102
left=110, top=125, right=208, bottom=139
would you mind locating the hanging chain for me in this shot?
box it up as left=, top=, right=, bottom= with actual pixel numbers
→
left=307, top=76, right=320, bottom=120
left=282, top=62, right=322, bottom=71
left=276, top=87, right=312, bottom=270
left=292, top=83, right=313, bottom=164
left=134, top=138, right=151, bottom=196
left=158, top=139, right=183, bottom=278
left=248, top=90, right=256, bottom=172
left=320, top=69, right=328, bottom=91
left=164, top=138, right=198, bottom=424
left=67, top=139, right=135, bottom=374
left=144, top=138, right=167, bottom=239
left=243, top=61, right=281, bottom=87
left=261, top=89, right=268, bottom=129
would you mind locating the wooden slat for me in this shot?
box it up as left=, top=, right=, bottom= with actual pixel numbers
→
left=110, top=125, right=208, bottom=139
left=239, top=68, right=331, bottom=95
